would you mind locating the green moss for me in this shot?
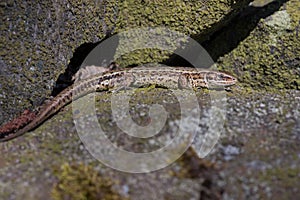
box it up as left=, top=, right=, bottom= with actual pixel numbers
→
left=52, top=163, right=128, bottom=200
left=218, top=0, right=300, bottom=92
left=103, top=0, right=250, bottom=67
left=259, top=166, right=300, bottom=189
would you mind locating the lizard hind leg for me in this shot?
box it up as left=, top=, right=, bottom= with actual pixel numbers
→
left=73, top=62, right=119, bottom=82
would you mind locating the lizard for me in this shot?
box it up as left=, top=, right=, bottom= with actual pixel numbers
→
left=0, top=65, right=237, bottom=142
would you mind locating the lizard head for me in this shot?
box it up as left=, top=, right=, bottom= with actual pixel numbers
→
left=204, top=71, right=237, bottom=87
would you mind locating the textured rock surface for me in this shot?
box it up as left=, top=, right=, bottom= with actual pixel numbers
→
left=1, top=0, right=299, bottom=199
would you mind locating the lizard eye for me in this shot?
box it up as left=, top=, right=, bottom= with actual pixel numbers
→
left=217, top=74, right=226, bottom=80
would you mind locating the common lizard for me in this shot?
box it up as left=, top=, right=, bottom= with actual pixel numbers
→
left=0, top=66, right=237, bottom=142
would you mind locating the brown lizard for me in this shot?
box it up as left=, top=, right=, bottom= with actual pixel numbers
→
left=0, top=66, right=237, bottom=142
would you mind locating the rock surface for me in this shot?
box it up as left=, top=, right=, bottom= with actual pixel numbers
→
left=0, top=0, right=299, bottom=199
